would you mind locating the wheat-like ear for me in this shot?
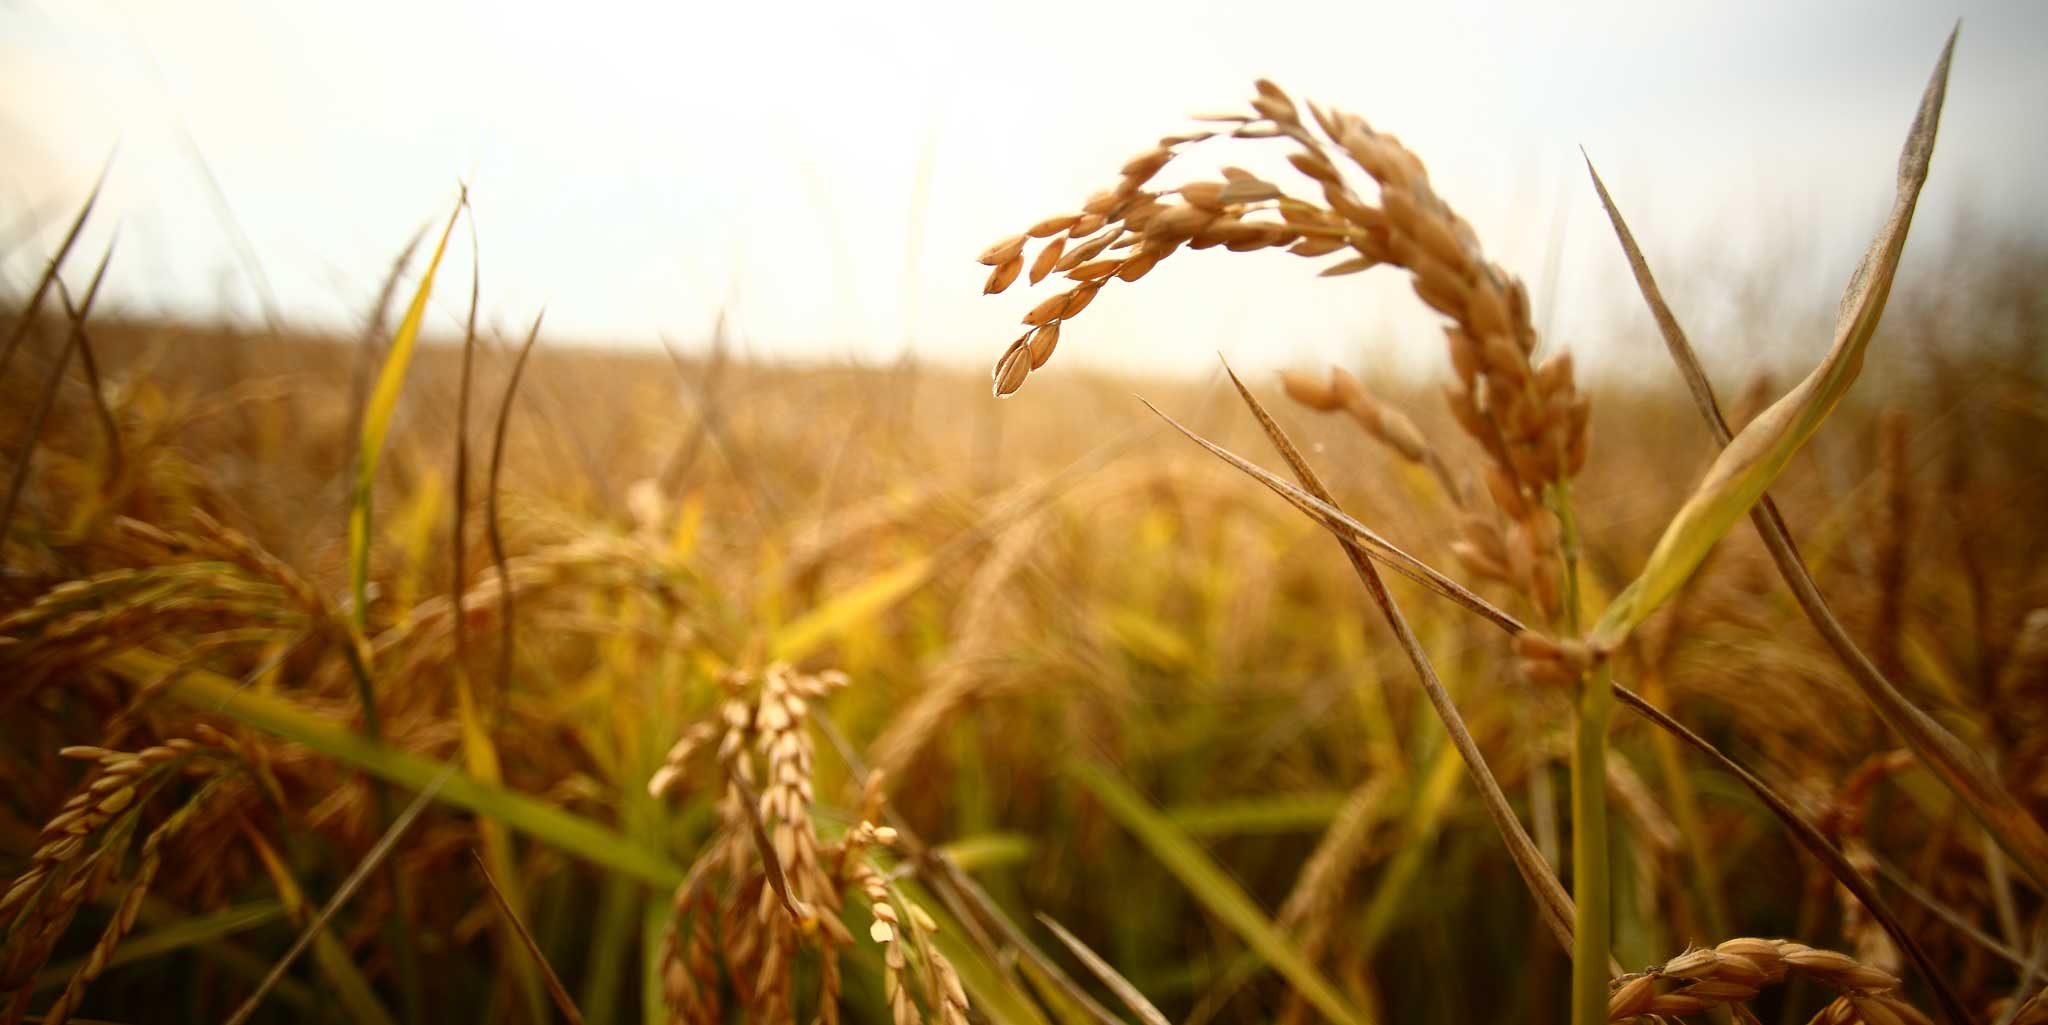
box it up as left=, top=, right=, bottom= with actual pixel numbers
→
left=1607, top=938, right=1926, bottom=1024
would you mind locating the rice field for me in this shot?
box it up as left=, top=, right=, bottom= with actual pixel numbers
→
left=3, top=29, right=2046, bottom=1025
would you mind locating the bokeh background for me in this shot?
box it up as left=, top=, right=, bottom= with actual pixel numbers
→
left=4, top=0, right=2045, bottom=382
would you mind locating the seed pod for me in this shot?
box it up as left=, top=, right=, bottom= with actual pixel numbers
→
left=1453, top=540, right=1508, bottom=582
left=1320, top=256, right=1376, bottom=277
left=1782, top=948, right=1900, bottom=992
left=1022, top=291, right=1070, bottom=327
left=1288, top=150, right=1342, bottom=186
left=1506, top=278, right=1537, bottom=351
left=1119, top=147, right=1173, bottom=183
left=1060, top=283, right=1103, bottom=319
left=1442, top=383, right=1493, bottom=453
left=1566, top=406, right=1591, bottom=476
left=1607, top=975, right=1658, bottom=1020
left=1325, top=188, right=1385, bottom=232
left=1410, top=270, right=1465, bottom=320
left=1705, top=953, right=1767, bottom=989
left=1381, top=186, right=1470, bottom=278
left=1481, top=333, right=1528, bottom=384
left=1065, top=259, right=1122, bottom=282
left=992, top=338, right=1031, bottom=397
left=1179, top=182, right=1228, bottom=211
left=1251, top=93, right=1297, bottom=124
left=1030, top=236, right=1065, bottom=285
left=1144, top=204, right=1213, bottom=243
left=1257, top=225, right=1300, bottom=248
left=1280, top=369, right=1339, bottom=411
left=1373, top=406, right=1429, bottom=464
left=1505, top=518, right=1538, bottom=592
left=1467, top=277, right=1513, bottom=339
left=1289, top=236, right=1349, bottom=258
left=1484, top=465, right=1528, bottom=519
left=1196, top=217, right=1261, bottom=248
left=1517, top=655, right=1576, bottom=690
left=1513, top=631, right=1564, bottom=662
left=1445, top=327, right=1481, bottom=388
left=1218, top=178, right=1282, bottom=204
left=977, top=234, right=1026, bottom=267
left=1081, top=189, right=1120, bottom=216
left=1121, top=199, right=1165, bottom=230
left=1027, top=323, right=1060, bottom=369
left=1115, top=250, right=1163, bottom=281
left=1026, top=214, right=1079, bottom=238
left=1056, top=230, right=1119, bottom=271
left=983, top=256, right=1022, bottom=295
left=1714, top=939, right=1788, bottom=981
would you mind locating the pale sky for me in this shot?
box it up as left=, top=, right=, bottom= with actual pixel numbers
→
left=3, top=0, right=2044, bottom=383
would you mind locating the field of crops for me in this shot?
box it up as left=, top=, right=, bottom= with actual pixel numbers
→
left=4, top=34, right=2046, bottom=1025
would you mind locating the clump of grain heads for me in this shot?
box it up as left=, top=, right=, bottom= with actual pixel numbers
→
left=978, top=79, right=1586, bottom=623
left=1606, top=938, right=1924, bottom=1024
left=1, top=729, right=248, bottom=1025
left=648, top=664, right=969, bottom=1025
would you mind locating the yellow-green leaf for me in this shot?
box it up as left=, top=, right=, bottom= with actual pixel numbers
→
left=1589, top=33, right=1953, bottom=652
left=768, top=554, right=932, bottom=662
left=349, top=197, right=465, bottom=629
left=1064, top=758, right=1375, bottom=1025
left=104, top=648, right=687, bottom=889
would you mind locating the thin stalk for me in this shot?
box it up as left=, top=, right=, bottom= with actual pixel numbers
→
left=1548, top=478, right=1609, bottom=1025
left=1196, top=369, right=1583, bottom=954
left=1582, top=55, right=2048, bottom=888
left=0, top=163, right=105, bottom=385
left=488, top=311, right=545, bottom=717
left=2, top=241, right=114, bottom=542
left=1570, top=661, right=1615, bottom=1025
left=54, top=279, right=123, bottom=489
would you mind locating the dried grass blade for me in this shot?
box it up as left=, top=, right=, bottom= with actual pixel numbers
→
left=349, top=194, right=465, bottom=634
left=487, top=311, right=545, bottom=707
left=470, top=851, right=587, bottom=1025
left=2, top=240, right=114, bottom=542
left=1063, top=759, right=1374, bottom=1025
left=1136, top=397, right=1525, bottom=635
left=1580, top=154, right=1728, bottom=438
left=223, top=766, right=453, bottom=1025
left=451, top=195, right=481, bottom=661
left=904, top=884, right=1058, bottom=1025
left=1036, top=913, right=1170, bottom=1025
left=0, top=164, right=105, bottom=383
left=811, top=711, right=1126, bottom=1025
left=1206, top=366, right=1579, bottom=959
left=29, top=902, right=284, bottom=993
left=1586, top=28, right=2048, bottom=892
left=1610, top=682, right=1972, bottom=1025
left=106, top=649, right=688, bottom=888
left=725, top=770, right=805, bottom=922
left=1589, top=29, right=1955, bottom=652
left=1867, top=857, right=2029, bottom=968
left=54, top=279, right=122, bottom=486
left=1991, top=917, right=2047, bottom=1025
left=771, top=425, right=1150, bottom=663
left=236, top=822, right=396, bottom=1025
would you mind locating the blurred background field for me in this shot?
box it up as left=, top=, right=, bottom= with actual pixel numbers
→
left=5, top=3, right=2048, bottom=1024
left=2, top=223, right=2044, bottom=1021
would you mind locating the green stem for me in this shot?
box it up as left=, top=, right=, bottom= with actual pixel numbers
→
left=1571, top=661, right=1615, bottom=1025
left=1549, top=480, right=1609, bottom=1025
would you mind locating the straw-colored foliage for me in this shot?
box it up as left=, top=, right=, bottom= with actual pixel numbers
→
left=3, top=31, right=2046, bottom=1025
